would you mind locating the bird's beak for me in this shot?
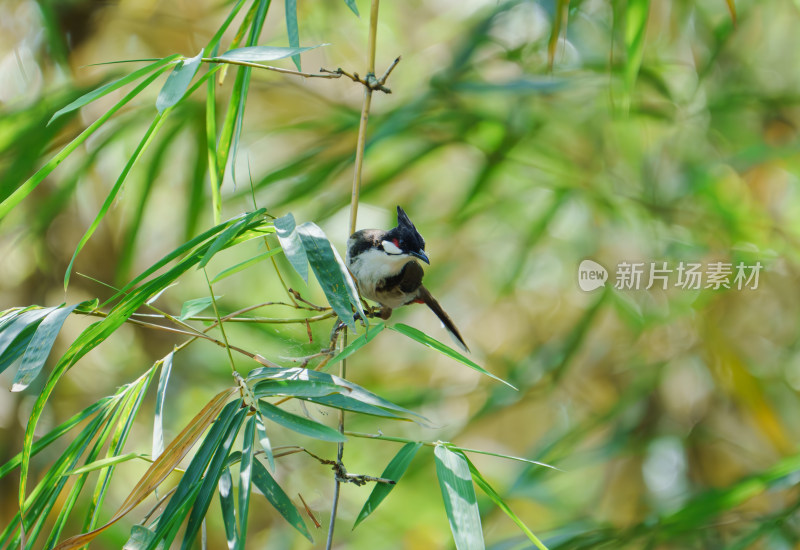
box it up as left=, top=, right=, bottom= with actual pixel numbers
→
left=411, top=250, right=430, bottom=264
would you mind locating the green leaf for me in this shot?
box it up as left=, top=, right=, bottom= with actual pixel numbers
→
left=305, top=393, right=409, bottom=421
left=218, top=467, right=238, bottom=549
left=451, top=446, right=559, bottom=472
left=156, top=49, right=204, bottom=113
left=285, top=0, right=301, bottom=70
left=65, top=112, right=170, bottom=289
left=623, top=0, right=649, bottom=109
left=327, top=322, right=385, bottom=366
left=0, top=396, right=113, bottom=480
left=152, top=352, right=173, bottom=458
left=211, top=248, right=282, bottom=283
left=178, top=296, right=223, bottom=321
left=251, top=459, right=312, bottom=542
left=0, top=65, right=171, bottom=222
left=254, top=412, right=275, bottom=472
left=389, top=324, right=517, bottom=390
left=252, top=378, right=343, bottom=399
left=274, top=213, right=308, bottom=282
left=466, top=457, right=548, bottom=550
left=258, top=400, right=346, bottom=442
left=238, top=416, right=256, bottom=547
left=215, top=44, right=324, bottom=63
left=353, top=442, right=422, bottom=529
left=64, top=453, right=150, bottom=476
left=12, top=303, right=82, bottom=392
left=124, top=525, right=157, bottom=549
left=83, top=372, right=156, bottom=534
left=199, top=210, right=266, bottom=268
left=297, top=221, right=363, bottom=330
left=343, top=0, right=359, bottom=16
left=206, top=0, right=249, bottom=52
left=0, top=307, right=54, bottom=350
left=182, top=406, right=246, bottom=549
left=248, top=366, right=428, bottom=422
left=0, top=307, right=55, bottom=373
left=19, top=214, right=266, bottom=523
left=434, top=445, right=484, bottom=550
left=152, top=400, right=241, bottom=544
left=48, top=55, right=181, bottom=126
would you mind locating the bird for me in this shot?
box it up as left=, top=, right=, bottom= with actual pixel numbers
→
left=346, top=206, right=469, bottom=352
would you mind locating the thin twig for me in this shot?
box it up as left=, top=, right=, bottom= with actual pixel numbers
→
left=203, top=57, right=343, bottom=79
left=134, top=311, right=336, bottom=324
left=204, top=270, right=236, bottom=373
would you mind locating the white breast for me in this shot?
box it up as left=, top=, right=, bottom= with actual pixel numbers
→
left=347, top=248, right=412, bottom=306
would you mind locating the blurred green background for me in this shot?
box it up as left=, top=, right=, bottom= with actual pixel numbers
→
left=2, top=0, right=800, bottom=548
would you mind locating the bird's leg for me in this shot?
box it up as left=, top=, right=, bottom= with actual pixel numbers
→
left=355, top=304, right=393, bottom=320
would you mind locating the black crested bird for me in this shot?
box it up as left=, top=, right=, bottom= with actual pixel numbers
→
left=346, top=206, right=469, bottom=352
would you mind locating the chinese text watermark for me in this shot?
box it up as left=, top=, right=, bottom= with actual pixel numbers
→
left=578, top=260, right=762, bottom=292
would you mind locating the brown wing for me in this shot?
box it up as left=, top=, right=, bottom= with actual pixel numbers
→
left=375, top=261, right=424, bottom=305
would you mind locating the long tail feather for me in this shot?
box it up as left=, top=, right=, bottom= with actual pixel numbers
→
left=417, top=286, right=469, bottom=353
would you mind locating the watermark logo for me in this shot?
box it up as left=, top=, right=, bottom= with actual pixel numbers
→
left=578, top=260, right=763, bottom=292
left=578, top=259, right=608, bottom=291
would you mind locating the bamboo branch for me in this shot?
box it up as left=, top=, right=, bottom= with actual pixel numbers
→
left=327, top=2, right=383, bottom=549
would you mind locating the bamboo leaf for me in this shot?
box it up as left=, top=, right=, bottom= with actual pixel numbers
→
left=216, top=0, right=270, bottom=187
left=64, top=453, right=151, bottom=476
left=179, top=296, right=223, bottom=321
left=389, top=324, right=517, bottom=390
left=253, top=378, right=343, bottom=398
left=156, top=50, right=204, bottom=113
left=65, top=112, right=170, bottom=289
left=211, top=248, right=282, bottom=283
left=343, top=0, right=359, bottom=16
left=152, top=352, right=173, bottom=458
left=305, top=394, right=409, bottom=421
left=434, top=445, right=485, bottom=550
left=0, top=396, right=113, bottom=480
left=248, top=366, right=428, bottom=422
left=466, top=457, right=548, bottom=550
left=451, top=446, right=559, bottom=472
left=255, top=412, right=275, bottom=472
left=285, top=0, right=301, bottom=70
left=297, top=221, right=363, bottom=330
left=48, top=55, right=181, bottom=126
left=0, top=307, right=55, bottom=375
left=258, top=400, right=346, bottom=442
left=182, top=405, right=247, bottom=548
left=23, top=215, right=258, bottom=536
left=353, top=442, right=422, bottom=528
left=218, top=467, right=238, bottom=549
left=274, top=213, right=308, bottom=283
left=623, top=0, right=649, bottom=109
left=123, top=525, right=156, bottom=549
left=12, top=303, right=82, bottom=392
left=215, top=45, right=324, bottom=63
left=199, top=210, right=266, bottom=268
left=327, top=322, right=385, bottom=365
left=0, top=66, right=171, bottom=222
left=251, top=459, right=312, bottom=541
left=237, top=416, right=256, bottom=547
left=547, top=0, right=570, bottom=70
left=52, top=388, right=236, bottom=550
